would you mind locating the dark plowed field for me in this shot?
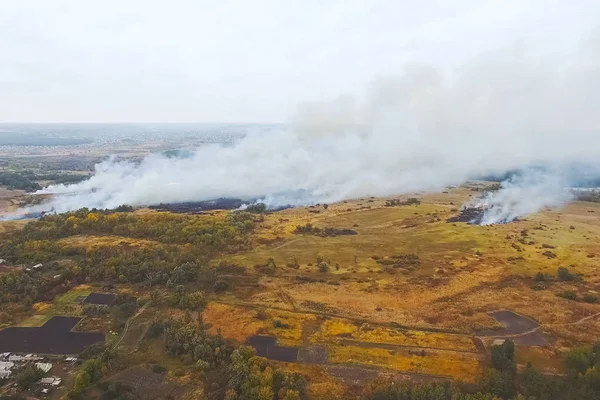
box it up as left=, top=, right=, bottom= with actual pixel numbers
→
left=0, top=316, right=104, bottom=354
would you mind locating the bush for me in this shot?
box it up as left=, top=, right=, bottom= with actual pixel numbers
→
left=255, top=310, right=268, bottom=320
left=152, top=364, right=167, bottom=374
left=558, top=266, right=574, bottom=281
left=272, top=319, right=291, bottom=329
left=533, top=272, right=548, bottom=282
left=213, top=279, right=230, bottom=292
left=318, top=262, right=329, bottom=273
left=557, top=291, right=577, bottom=300
left=15, top=365, right=43, bottom=389
left=584, top=294, right=599, bottom=304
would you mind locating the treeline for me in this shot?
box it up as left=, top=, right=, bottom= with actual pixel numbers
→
left=0, top=209, right=259, bottom=308
left=294, top=223, right=357, bottom=237
left=367, top=340, right=600, bottom=400
left=150, top=314, right=308, bottom=400
left=15, top=209, right=258, bottom=252
left=0, top=171, right=90, bottom=192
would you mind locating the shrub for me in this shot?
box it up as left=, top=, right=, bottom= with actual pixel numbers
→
left=272, top=319, right=291, bottom=329
left=152, top=365, right=167, bottom=374
left=558, top=266, right=574, bottom=281
left=533, top=272, right=548, bottom=282
left=584, top=294, right=599, bottom=304
left=318, top=262, right=329, bottom=273
left=557, top=291, right=577, bottom=300
left=213, top=279, right=230, bottom=292
left=255, top=310, right=268, bottom=320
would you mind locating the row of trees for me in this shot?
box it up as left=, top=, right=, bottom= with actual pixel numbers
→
left=368, top=340, right=600, bottom=400
left=151, top=314, right=308, bottom=400
left=12, top=208, right=258, bottom=253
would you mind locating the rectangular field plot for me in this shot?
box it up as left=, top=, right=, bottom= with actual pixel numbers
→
left=311, top=318, right=477, bottom=352
left=0, top=316, right=104, bottom=354
left=327, top=344, right=481, bottom=381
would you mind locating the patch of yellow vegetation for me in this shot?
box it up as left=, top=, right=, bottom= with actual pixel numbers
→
left=202, top=303, right=264, bottom=343
left=32, top=302, right=51, bottom=312
left=202, top=303, right=315, bottom=346
left=260, top=310, right=316, bottom=347
left=328, top=345, right=481, bottom=381
left=312, top=318, right=477, bottom=352
left=515, top=346, right=564, bottom=372
left=278, top=363, right=346, bottom=400
left=57, top=235, right=163, bottom=251
left=18, top=287, right=92, bottom=327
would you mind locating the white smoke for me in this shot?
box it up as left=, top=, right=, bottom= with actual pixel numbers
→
left=18, top=30, right=600, bottom=217
left=470, top=170, right=574, bottom=225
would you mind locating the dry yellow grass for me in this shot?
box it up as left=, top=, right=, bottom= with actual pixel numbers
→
left=57, top=235, right=163, bottom=250
left=277, top=363, right=347, bottom=400
left=328, top=344, right=481, bottom=381
left=202, top=303, right=314, bottom=346
left=202, top=303, right=264, bottom=343
left=223, top=190, right=600, bottom=342
left=312, top=318, right=477, bottom=352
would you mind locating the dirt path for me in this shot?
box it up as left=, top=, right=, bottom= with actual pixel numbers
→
left=336, top=338, right=484, bottom=358
left=482, top=310, right=600, bottom=340
left=211, top=299, right=468, bottom=335
left=270, top=238, right=302, bottom=250
left=112, top=302, right=150, bottom=350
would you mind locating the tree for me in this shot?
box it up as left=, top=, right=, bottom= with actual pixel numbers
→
left=520, top=363, right=546, bottom=399
left=75, top=371, right=91, bottom=392
left=15, top=365, right=43, bottom=390
left=558, top=266, right=574, bottom=281
left=565, top=346, right=595, bottom=375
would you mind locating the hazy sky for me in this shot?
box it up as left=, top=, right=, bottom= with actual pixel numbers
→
left=1, top=0, right=598, bottom=123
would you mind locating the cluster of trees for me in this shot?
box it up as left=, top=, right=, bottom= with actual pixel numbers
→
left=68, top=346, right=119, bottom=399
left=293, top=223, right=357, bottom=237
left=0, top=208, right=257, bottom=307
left=368, top=340, right=600, bottom=400
left=15, top=209, right=258, bottom=252
left=150, top=314, right=307, bottom=400
left=0, top=171, right=89, bottom=192
left=384, top=198, right=421, bottom=207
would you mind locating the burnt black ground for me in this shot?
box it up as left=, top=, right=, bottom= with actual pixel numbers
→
left=0, top=316, right=104, bottom=354
left=246, top=335, right=298, bottom=362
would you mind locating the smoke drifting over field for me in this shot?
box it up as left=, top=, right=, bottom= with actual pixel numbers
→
left=23, top=31, right=600, bottom=219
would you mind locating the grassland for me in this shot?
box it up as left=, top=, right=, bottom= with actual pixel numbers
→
left=219, top=189, right=600, bottom=341
left=327, top=344, right=481, bottom=381
left=19, top=286, right=92, bottom=327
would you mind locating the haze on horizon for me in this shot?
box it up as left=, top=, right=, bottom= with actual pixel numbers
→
left=1, top=0, right=598, bottom=124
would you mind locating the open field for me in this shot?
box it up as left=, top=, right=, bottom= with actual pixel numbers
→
left=219, top=189, right=600, bottom=343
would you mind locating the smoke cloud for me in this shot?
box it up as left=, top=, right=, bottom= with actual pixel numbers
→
left=19, top=30, right=600, bottom=218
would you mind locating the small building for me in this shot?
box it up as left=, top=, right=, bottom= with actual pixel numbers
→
left=0, top=259, right=6, bottom=264
left=39, top=377, right=61, bottom=386
left=35, top=363, right=52, bottom=373
left=32, top=263, right=43, bottom=270
left=0, top=361, right=15, bottom=371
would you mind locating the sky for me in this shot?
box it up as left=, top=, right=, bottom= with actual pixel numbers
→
left=1, top=0, right=599, bottom=123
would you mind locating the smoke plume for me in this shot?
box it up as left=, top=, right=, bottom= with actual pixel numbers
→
left=19, top=31, right=600, bottom=218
